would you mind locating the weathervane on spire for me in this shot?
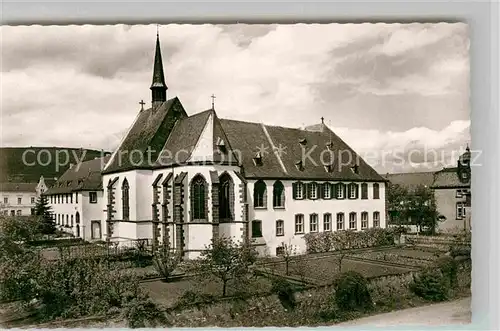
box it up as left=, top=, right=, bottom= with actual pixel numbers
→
left=211, top=94, right=216, bottom=110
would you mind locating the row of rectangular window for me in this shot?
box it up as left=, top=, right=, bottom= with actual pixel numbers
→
left=48, top=192, right=97, bottom=204
left=253, top=181, right=381, bottom=209
left=251, top=211, right=381, bottom=238
left=2, top=197, right=36, bottom=204
left=293, top=182, right=380, bottom=200
left=56, top=214, right=74, bottom=226
left=2, top=210, right=23, bottom=216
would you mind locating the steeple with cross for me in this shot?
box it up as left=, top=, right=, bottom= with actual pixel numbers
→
left=150, top=26, right=168, bottom=109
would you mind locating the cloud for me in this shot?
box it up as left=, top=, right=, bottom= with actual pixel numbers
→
left=334, top=120, right=471, bottom=173
left=0, top=23, right=470, bottom=172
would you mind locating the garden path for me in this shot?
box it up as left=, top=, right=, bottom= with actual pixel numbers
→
left=335, top=297, right=471, bottom=326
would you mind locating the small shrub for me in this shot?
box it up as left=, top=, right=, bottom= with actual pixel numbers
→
left=333, top=271, right=373, bottom=312
left=409, top=268, right=449, bottom=301
left=122, top=291, right=168, bottom=328
left=271, top=277, right=296, bottom=311
left=436, top=256, right=458, bottom=288
left=174, top=290, right=215, bottom=309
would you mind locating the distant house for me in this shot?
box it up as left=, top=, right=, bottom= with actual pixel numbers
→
left=0, top=182, right=37, bottom=216
left=431, top=147, right=471, bottom=232
left=385, top=147, right=471, bottom=233
left=44, top=156, right=110, bottom=240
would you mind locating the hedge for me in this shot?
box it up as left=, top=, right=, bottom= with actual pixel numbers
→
left=27, top=238, right=87, bottom=247
left=303, top=228, right=395, bottom=254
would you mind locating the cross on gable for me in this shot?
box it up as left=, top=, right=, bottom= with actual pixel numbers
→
left=211, top=94, right=216, bottom=110
left=139, top=99, right=145, bottom=111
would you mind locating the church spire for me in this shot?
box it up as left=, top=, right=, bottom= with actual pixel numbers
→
left=150, top=29, right=168, bottom=109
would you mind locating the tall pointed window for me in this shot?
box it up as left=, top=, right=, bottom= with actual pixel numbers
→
left=191, top=175, right=207, bottom=221
left=254, top=180, right=267, bottom=208
left=373, top=183, right=380, bottom=199
left=122, top=178, right=130, bottom=221
left=219, top=173, right=233, bottom=220
left=273, top=180, right=285, bottom=208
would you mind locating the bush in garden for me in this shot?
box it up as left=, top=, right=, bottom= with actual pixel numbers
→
left=121, top=291, right=168, bottom=328
left=332, top=271, right=373, bottom=312
left=271, top=277, right=296, bottom=311
left=409, top=268, right=449, bottom=302
left=436, top=256, right=458, bottom=288
left=174, top=290, right=215, bottom=309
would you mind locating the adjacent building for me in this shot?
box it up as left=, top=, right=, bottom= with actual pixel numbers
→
left=45, top=156, right=110, bottom=240
left=98, top=34, right=388, bottom=258
left=0, top=182, right=38, bottom=216
left=385, top=147, right=472, bottom=233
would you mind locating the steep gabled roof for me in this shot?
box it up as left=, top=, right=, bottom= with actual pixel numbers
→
left=220, top=118, right=385, bottom=181
left=385, top=171, right=435, bottom=188
left=103, top=98, right=187, bottom=174
left=155, top=109, right=240, bottom=167
left=45, top=156, right=110, bottom=194
left=431, top=167, right=471, bottom=189
left=0, top=182, right=37, bottom=193
left=155, top=109, right=212, bottom=166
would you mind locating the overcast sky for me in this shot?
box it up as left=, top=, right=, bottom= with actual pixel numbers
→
left=1, top=23, right=470, bottom=173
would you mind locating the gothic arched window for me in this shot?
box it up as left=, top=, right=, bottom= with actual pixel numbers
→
left=273, top=180, right=285, bottom=208
left=219, top=172, right=233, bottom=220
left=191, top=174, right=207, bottom=221
left=122, top=178, right=130, bottom=221
left=253, top=180, right=267, bottom=208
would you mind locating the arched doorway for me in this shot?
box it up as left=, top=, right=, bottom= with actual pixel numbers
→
left=75, top=212, right=80, bottom=238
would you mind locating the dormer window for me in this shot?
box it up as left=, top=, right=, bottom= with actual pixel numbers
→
left=299, top=138, right=307, bottom=145
left=216, top=137, right=226, bottom=152
left=324, top=164, right=334, bottom=173
left=253, top=152, right=263, bottom=166
left=295, top=160, right=304, bottom=171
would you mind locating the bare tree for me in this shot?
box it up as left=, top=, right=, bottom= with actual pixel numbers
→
left=194, top=236, right=257, bottom=297
left=152, top=243, right=182, bottom=282
left=332, top=230, right=355, bottom=272
left=278, top=241, right=297, bottom=276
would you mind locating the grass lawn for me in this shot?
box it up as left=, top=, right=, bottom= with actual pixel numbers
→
left=140, top=276, right=274, bottom=308
left=267, top=255, right=414, bottom=285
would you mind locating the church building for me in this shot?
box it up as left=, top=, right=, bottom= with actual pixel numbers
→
left=100, top=34, right=388, bottom=258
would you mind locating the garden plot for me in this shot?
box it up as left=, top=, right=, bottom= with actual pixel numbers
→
left=349, top=248, right=441, bottom=268
left=140, top=276, right=274, bottom=308
left=266, top=255, right=414, bottom=285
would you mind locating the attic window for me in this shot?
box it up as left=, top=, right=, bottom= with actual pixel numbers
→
left=295, top=160, right=304, bottom=171
left=350, top=164, right=359, bottom=174
left=216, top=137, right=226, bottom=152
left=299, top=138, right=307, bottom=145
left=253, top=152, right=263, bottom=166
